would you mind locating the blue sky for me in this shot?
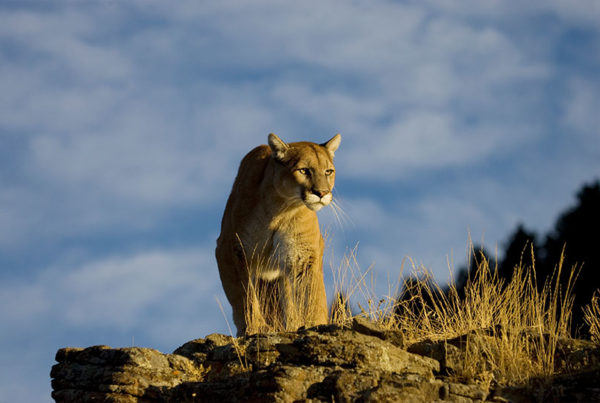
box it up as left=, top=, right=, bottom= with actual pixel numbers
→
left=2, top=1, right=600, bottom=400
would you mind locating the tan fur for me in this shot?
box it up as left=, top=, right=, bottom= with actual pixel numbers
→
left=216, top=133, right=341, bottom=336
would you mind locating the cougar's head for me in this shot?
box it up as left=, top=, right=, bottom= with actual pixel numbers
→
left=268, top=133, right=341, bottom=212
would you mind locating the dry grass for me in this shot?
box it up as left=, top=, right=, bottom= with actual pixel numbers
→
left=241, top=244, right=329, bottom=335
left=584, top=290, right=600, bottom=345
left=243, top=270, right=327, bottom=334
left=329, top=244, right=580, bottom=385
left=329, top=245, right=403, bottom=329
left=236, top=240, right=588, bottom=386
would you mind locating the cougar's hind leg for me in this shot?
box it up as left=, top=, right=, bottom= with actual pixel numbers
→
left=216, top=243, right=249, bottom=337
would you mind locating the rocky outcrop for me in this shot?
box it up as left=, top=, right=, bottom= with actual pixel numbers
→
left=50, top=345, right=206, bottom=402
left=51, top=318, right=600, bottom=402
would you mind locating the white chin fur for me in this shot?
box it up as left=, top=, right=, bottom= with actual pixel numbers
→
left=306, top=203, right=324, bottom=211
left=303, top=192, right=331, bottom=211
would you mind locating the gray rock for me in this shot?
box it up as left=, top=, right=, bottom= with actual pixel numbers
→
left=50, top=324, right=600, bottom=402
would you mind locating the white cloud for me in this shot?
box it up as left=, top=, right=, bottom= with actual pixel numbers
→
left=343, top=198, right=389, bottom=231
left=331, top=170, right=589, bottom=286
left=421, top=0, right=600, bottom=25
left=563, top=78, right=600, bottom=142
left=0, top=282, right=47, bottom=326
left=0, top=0, right=597, bottom=276
left=0, top=0, right=583, bottom=250
left=0, top=247, right=225, bottom=335
left=0, top=8, right=132, bottom=131
left=210, top=4, right=550, bottom=180
left=340, top=111, right=540, bottom=180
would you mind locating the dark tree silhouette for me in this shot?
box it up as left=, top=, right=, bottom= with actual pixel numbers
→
left=395, top=275, right=441, bottom=320
left=451, top=244, right=494, bottom=298
left=541, top=181, right=600, bottom=332
left=498, top=224, right=538, bottom=283
left=438, top=179, right=599, bottom=334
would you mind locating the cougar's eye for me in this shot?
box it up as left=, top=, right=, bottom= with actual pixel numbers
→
left=325, top=169, right=334, bottom=176
left=297, top=168, right=311, bottom=176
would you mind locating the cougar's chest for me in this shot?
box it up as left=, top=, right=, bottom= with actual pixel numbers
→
left=272, top=230, right=302, bottom=263
left=238, top=228, right=304, bottom=281
left=239, top=205, right=320, bottom=278
left=271, top=215, right=320, bottom=267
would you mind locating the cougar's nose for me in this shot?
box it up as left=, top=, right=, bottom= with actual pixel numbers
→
left=312, top=189, right=330, bottom=198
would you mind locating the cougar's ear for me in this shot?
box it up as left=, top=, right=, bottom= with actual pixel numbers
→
left=322, top=133, right=341, bottom=157
left=268, top=133, right=289, bottom=162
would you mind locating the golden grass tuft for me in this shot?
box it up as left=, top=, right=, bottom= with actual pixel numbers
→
left=583, top=290, right=600, bottom=345
left=329, top=244, right=580, bottom=385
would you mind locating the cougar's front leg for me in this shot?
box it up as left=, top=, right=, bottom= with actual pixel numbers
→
left=306, top=260, right=328, bottom=327
left=278, top=255, right=328, bottom=331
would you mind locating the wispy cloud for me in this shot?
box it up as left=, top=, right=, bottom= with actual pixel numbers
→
left=563, top=78, right=600, bottom=143
left=1, top=247, right=223, bottom=337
